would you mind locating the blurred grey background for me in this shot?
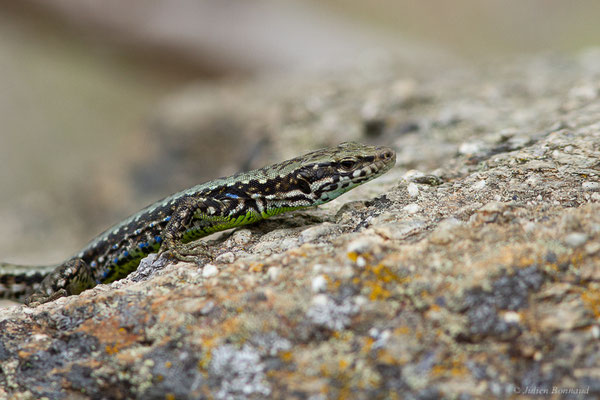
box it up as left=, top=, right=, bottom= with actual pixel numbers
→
left=1, top=0, right=599, bottom=263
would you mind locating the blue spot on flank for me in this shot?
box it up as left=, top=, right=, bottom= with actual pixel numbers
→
left=225, top=193, right=240, bottom=199
left=134, top=229, right=142, bottom=235
left=113, top=257, right=119, bottom=264
left=139, top=242, right=148, bottom=248
left=123, top=251, right=129, bottom=257
left=91, top=261, right=97, bottom=267
left=149, top=222, right=155, bottom=228
left=163, top=216, right=171, bottom=222
left=112, top=244, right=118, bottom=250
left=155, top=236, right=162, bottom=243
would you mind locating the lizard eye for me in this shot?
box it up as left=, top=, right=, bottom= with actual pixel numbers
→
left=340, top=159, right=357, bottom=171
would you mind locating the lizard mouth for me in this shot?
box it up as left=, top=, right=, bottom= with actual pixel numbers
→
left=374, top=146, right=396, bottom=174
left=354, top=146, right=396, bottom=184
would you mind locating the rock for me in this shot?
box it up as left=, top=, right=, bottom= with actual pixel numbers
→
left=564, top=232, right=589, bottom=248
left=311, top=275, right=328, bottom=293
left=202, top=264, right=219, bottom=278
left=3, top=50, right=600, bottom=400
left=215, top=252, right=235, bottom=264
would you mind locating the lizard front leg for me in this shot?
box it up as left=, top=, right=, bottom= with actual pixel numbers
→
left=160, top=197, right=213, bottom=262
left=25, top=259, right=96, bottom=306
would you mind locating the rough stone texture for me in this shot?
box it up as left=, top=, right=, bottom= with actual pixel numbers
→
left=2, top=50, right=600, bottom=399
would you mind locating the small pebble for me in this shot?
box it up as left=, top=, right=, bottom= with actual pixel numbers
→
left=312, top=264, right=324, bottom=273
left=215, top=252, right=235, bottom=264
left=523, top=221, right=537, bottom=233
left=199, top=301, right=215, bottom=315
left=429, top=218, right=462, bottom=245
left=407, top=183, right=419, bottom=197
left=356, top=256, right=367, bottom=268
left=311, top=294, right=329, bottom=306
left=373, top=220, right=426, bottom=240
left=583, top=181, right=600, bottom=192
left=267, top=266, right=281, bottom=280
left=347, top=238, right=379, bottom=254
left=459, top=141, right=483, bottom=155
left=311, top=275, right=328, bottom=292
left=403, top=203, right=421, bottom=214
left=202, top=264, right=219, bottom=278
left=564, top=232, right=588, bottom=248
left=232, top=229, right=252, bottom=245
left=300, top=223, right=337, bottom=243
left=585, top=242, right=600, bottom=255
left=354, top=295, right=368, bottom=307
left=472, top=180, right=486, bottom=190
left=502, top=311, right=521, bottom=323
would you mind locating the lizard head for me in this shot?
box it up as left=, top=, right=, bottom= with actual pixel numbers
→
left=218, top=142, right=395, bottom=210
left=293, top=142, right=396, bottom=204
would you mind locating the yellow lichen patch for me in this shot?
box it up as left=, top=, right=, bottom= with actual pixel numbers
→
left=581, top=286, right=600, bottom=317
left=347, top=252, right=359, bottom=262
left=338, top=358, right=350, bottom=370
left=394, top=326, right=411, bottom=336
left=105, top=343, right=120, bottom=355
left=287, top=247, right=308, bottom=257
left=365, top=282, right=391, bottom=301
left=332, top=330, right=354, bottom=341
left=197, top=357, right=210, bottom=370
left=431, top=354, right=468, bottom=378
left=78, top=315, right=141, bottom=357
left=360, top=337, right=375, bottom=354
left=570, top=251, right=584, bottom=268
left=279, top=350, right=293, bottom=362
left=428, top=303, right=441, bottom=313
left=375, top=348, right=401, bottom=365
left=327, top=276, right=341, bottom=291
left=356, top=262, right=408, bottom=301
left=249, top=262, right=264, bottom=273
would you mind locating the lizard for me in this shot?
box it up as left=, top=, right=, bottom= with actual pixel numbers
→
left=0, top=142, right=395, bottom=306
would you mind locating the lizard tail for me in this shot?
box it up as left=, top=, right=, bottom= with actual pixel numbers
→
left=0, top=263, right=56, bottom=302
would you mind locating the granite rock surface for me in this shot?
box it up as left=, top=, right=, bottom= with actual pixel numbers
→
left=1, top=50, right=600, bottom=399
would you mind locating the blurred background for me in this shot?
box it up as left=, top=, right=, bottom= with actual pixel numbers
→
left=1, top=0, right=599, bottom=263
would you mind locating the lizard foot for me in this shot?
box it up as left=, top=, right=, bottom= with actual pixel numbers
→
left=24, top=259, right=95, bottom=306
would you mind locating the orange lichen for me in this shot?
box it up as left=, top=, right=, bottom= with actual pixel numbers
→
left=428, top=304, right=441, bottom=313
left=431, top=355, right=468, bottom=378
left=357, top=263, right=407, bottom=301
left=338, top=359, right=349, bottom=370
left=249, top=263, right=264, bottom=272
left=105, top=344, right=120, bottom=355
left=375, top=348, right=400, bottom=365
left=365, top=282, right=391, bottom=301
left=394, top=326, right=411, bottom=336
left=361, top=337, right=375, bottom=354
left=280, top=351, right=293, bottom=362
left=581, top=287, right=600, bottom=317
